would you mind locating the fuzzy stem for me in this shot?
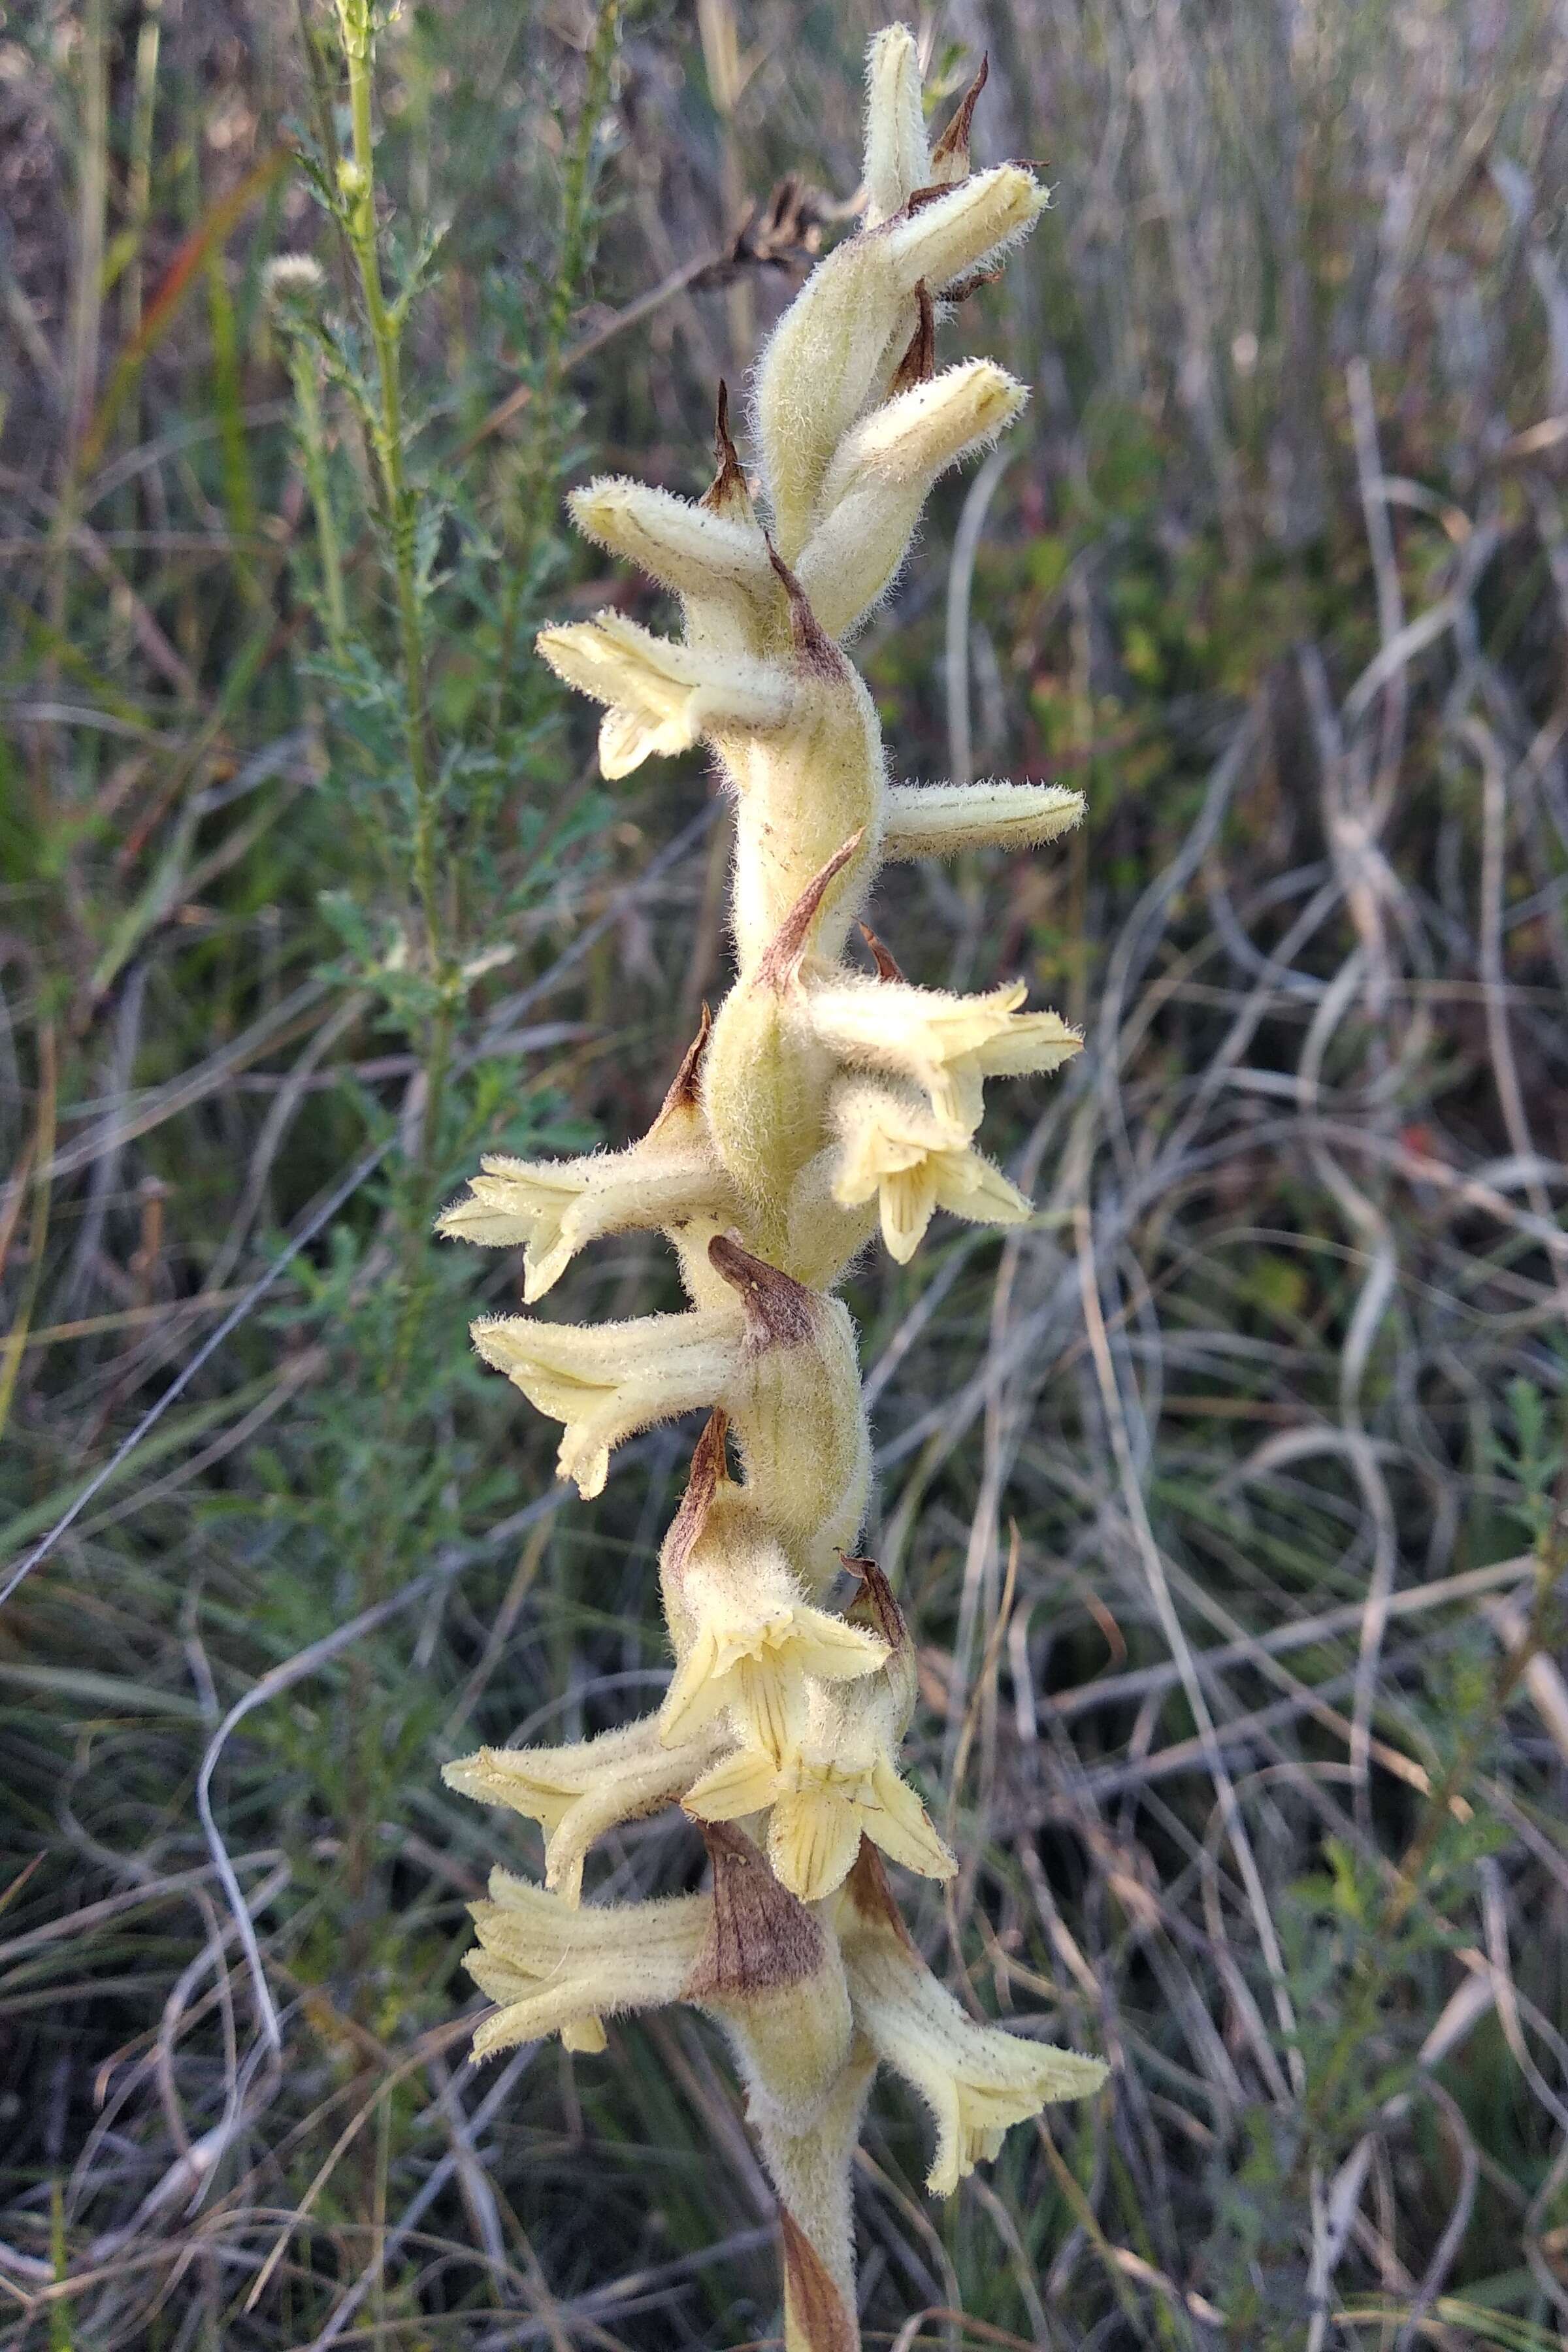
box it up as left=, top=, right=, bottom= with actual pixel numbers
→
left=757, top=2045, right=875, bottom=2352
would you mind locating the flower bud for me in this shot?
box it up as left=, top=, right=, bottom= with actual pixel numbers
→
left=838, top=1843, right=1106, bottom=2193
left=883, top=777, right=1085, bottom=860
left=796, top=361, right=1028, bottom=637
left=262, top=252, right=327, bottom=314
left=884, top=165, right=1047, bottom=299
left=566, top=476, right=776, bottom=641
left=755, top=167, right=1045, bottom=559
left=862, top=25, right=928, bottom=228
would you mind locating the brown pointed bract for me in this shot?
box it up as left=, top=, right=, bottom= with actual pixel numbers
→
left=889, top=282, right=936, bottom=395
left=655, top=1002, right=712, bottom=1122
left=663, top=1406, right=730, bottom=1579
left=709, top=1233, right=820, bottom=1348
left=844, top=1837, right=919, bottom=1954
left=858, top=923, right=906, bottom=984
left=781, top=2211, right=858, bottom=2352
left=753, top=831, right=866, bottom=991
left=930, top=53, right=988, bottom=177
left=685, top=1823, right=826, bottom=1999
left=702, top=380, right=748, bottom=513
left=766, top=536, right=841, bottom=676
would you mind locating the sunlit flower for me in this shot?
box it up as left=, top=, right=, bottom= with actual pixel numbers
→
left=438, top=1011, right=734, bottom=1300
left=807, top=973, right=1081, bottom=1134
left=829, top=1077, right=1033, bottom=1262
left=536, top=610, right=793, bottom=778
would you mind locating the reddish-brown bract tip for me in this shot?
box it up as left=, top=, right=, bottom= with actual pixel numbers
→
left=663, top=1405, right=730, bottom=1579
left=858, top=923, right=906, bottom=983
left=656, top=1002, right=713, bottom=1122
left=780, top=2210, right=858, bottom=2352
left=930, top=52, right=988, bottom=176
left=708, top=1233, right=821, bottom=1347
left=684, top=1822, right=828, bottom=1999
left=754, top=831, right=867, bottom=990
left=765, top=536, right=840, bottom=674
left=889, top=282, right=936, bottom=394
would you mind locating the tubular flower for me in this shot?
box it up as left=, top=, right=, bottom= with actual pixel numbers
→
left=470, top=1303, right=743, bottom=1499
left=536, top=610, right=793, bottom=780
left=838, top=1846, right=1107, bottom=2193
left=463, top=1869, right=710, bottom=2060
left=828, top=1077, right=1033, bottom=1262
left=806, top=972, right=1081, bottom=1135
left=444, top=1712, right=724, bottom=1904
left=683, top=1562, right=951, bottom=1904
left=441, top=33, right=1104, bottom=2351
left=438, top=1010, right=735, bottom=1301
left=659, top=1473, right=889, bottom=1759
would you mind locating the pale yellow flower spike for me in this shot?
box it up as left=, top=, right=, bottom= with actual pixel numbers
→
left=442, top=33, right=1103, bottom=2352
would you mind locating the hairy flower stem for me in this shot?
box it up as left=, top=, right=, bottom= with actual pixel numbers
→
left=442, top=35, right=1107, bottom=2346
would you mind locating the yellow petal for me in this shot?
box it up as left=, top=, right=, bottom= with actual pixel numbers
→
left=561, top=2016, right=608, bottom=2055
left=785, top=1611, right=889, bottom=1684
left=881, top=1164, right=938, bottom=1262
left=865, top=1759, right=957, bottom=1881
left=683, top=1747, right=783, bottom=1822
left=659, top=1626, right=723, bottom=1746
left=600, top=703, right=681, bottom=779
left=768, top=1788, right=864, bottom=1903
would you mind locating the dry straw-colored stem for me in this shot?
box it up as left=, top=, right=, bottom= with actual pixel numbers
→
left=440, top=31, right=1105, bottom=2345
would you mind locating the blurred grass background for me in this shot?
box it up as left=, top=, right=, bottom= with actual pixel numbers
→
left=4, top=1, right=1568, bottom=2344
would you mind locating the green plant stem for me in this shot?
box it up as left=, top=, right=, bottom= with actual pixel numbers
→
left=333, top=0, right=454, bottom=1213
left=286, top=342, right=350, bottom=660
left=336, top=7, right=443, bottom=990
left=491, top=0, right=620, bottom=729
